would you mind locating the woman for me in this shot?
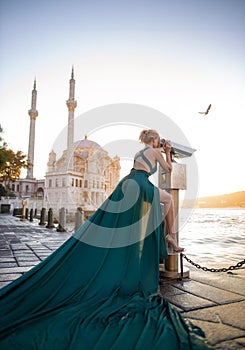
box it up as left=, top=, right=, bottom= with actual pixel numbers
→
left=0, top=129, right=212, bottom=349
left=134, top=129, right=184, bottom=252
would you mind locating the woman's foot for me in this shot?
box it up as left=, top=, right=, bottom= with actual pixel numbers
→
left=166, top=234, right=184, bottom=252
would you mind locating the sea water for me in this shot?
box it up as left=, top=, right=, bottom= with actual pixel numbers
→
left=179, top=208, right=245, bottom=269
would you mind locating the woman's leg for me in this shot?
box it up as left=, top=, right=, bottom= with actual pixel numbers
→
left=159, top=189, right=184, bottom=251
left=159, top=189, right=175, bottom=236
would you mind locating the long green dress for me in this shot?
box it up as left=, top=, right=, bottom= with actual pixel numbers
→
left=0, top=150, right=212, bottom=349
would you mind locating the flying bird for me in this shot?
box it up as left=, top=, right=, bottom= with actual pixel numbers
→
left=198, top=104, right=212, bottom=115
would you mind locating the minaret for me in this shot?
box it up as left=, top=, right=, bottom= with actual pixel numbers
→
left=26, top=79, right=38, bottom=179
left=66, top=66, right=77, bottom=169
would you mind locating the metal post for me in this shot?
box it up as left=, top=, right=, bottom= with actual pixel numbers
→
left=75, top=207, right=84, bottom=232
left=25, top=208, right=29, bottom=221
left=39, top=207, right=46, bottom=225
left=29, top=208, right=34, bottom=222
left=46, top=208, right=54, bottom=229
left=180, top=252, right=184, bottom=278
left=159, top=162, right=189, bottom=279
left=57, top=207, right=66, bottom=232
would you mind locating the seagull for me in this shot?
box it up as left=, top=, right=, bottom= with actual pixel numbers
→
left=198, top=104, right=212, bottom=115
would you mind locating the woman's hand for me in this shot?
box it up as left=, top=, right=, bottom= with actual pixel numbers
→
left=164, top=140, right=171, bottom=152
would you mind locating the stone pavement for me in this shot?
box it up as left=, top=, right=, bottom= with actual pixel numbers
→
left=0, top=214, right=245, bottom=349
left=0, top=214, right=70, bottom=289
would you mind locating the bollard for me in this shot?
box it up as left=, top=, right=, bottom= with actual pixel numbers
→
left=75, top=207, right=84, bottom=232
left=57, top=207, right=66, bottom=232
left=29, top=208, right=34, bottom=222
left=46, top=208, right=54, bottom=229
left=163, top=188, right=185, bottom=276
left=21, top=199, right=28, bottom=221
left=39, top=208, right=46, bottom=225
left=159, top=161, right=191, bottom=279
left=34, top=208, right=37, bottom=218
left=25, top=208, right=29, bottom=221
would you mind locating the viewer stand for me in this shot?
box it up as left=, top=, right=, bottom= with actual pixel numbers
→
left=158, top=140, right=196, bottom=279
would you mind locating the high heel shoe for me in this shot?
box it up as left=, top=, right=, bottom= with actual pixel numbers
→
left=166, top=234, right=185, bottom=252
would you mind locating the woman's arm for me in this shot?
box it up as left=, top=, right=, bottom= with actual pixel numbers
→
left=155, top=141, right=172, bottom=172
left=163, top=140, right=172, bottom=171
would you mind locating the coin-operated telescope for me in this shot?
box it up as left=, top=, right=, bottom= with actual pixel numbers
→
left=160, top=138, right=196, bottom=159
left=159, top=138, right=196, bottom=278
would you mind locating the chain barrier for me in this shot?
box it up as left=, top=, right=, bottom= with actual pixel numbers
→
left=180, top=253, right=245, bottom=273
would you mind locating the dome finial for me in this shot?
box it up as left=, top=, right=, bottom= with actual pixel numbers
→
left=84, top=134, right=87, bottom=140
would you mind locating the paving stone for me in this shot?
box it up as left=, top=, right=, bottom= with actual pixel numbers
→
left=0, top=273, right=22, bottom=281
left=173, top=280, right=244, bottom=304
left=44, top=244, right=61, bottom=248
left=16, top=255, right=40, bottom=262
left=35, top=253, right=51, bottom=257
left=0, top=281, right=13, bottom=288
left=29, top=247, right=51, bottom=251
left=182, top=300, right=245, bottom=330
left=33, top=249, right=51, bottom=253
left=0, top=262, right=18, bottom=268
left=189, top=266, right=245, bottom=297
left=10, top=244, right=29, bottom=250
left=189, top=319, right=245, bottom=346
left=0, top=250, right=13, bottom=256
left=0, top=257, right=16, bottom=262
left=159, top=284, right=185, bottom=297
left=0, top=266, right=32, bottom=274
left=214, top=337, right=245, bottom=350
left=164, top=292, right=216, bottom=311
left=13, top=251, right=36, bottom=255
left=17, top=261, right=37, bottom=267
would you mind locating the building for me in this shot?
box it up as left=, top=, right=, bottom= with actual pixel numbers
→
left=44, top=67, right=120, bottom=215
left=5, top=68, right=120, bottom=216
left=45, top=136, right=120, bottom=214
left=9, top=79, right=45, bottom=210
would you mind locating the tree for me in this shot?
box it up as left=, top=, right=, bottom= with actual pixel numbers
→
left=0, top=125, right=28, bottom=192
left=0, top=125, right=8, bottom=170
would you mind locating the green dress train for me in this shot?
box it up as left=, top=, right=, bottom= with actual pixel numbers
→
left=0, top=150, right=212, bottom=349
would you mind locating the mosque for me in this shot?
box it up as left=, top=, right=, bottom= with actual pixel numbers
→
left=10, top=68, right=120, bottom=215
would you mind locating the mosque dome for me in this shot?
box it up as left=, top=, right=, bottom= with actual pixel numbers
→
left=73, top=137, right=105, bottom=160
left=73, top=138, right=102, bottom=150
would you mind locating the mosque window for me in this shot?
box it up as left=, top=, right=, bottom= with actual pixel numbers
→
left=75, top=179, right=78, bottom=187
left=17, top=184, right=19, bottom=191
left=55, top=178, right=59, bottom=187
left=12, top=184, right=15, bottom=191
left=79, top=180, right=82, bottom=187
left=26, top=185, right=29, bottom=192
left=49, top=179, right=52, bottom=188
left=71, top=178, right=75, bottom=187
left=62, top=178, right=66, bottom=187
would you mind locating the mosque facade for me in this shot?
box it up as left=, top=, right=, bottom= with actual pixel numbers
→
left=45, top=137, right=120, bottom=214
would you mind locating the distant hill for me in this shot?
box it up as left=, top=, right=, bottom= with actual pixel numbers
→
left=195, top=191, right=245, bottom=208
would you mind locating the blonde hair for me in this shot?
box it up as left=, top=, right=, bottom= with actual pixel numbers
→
left=139, top=129, right=160, bottom=144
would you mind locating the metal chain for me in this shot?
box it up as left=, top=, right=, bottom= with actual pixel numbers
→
left=181, top=253, right=245, bottom=273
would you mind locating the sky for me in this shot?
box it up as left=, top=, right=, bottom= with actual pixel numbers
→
left=0, top=0, right=244, bottom=198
